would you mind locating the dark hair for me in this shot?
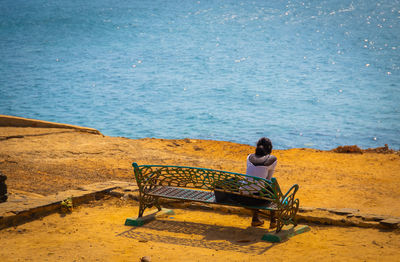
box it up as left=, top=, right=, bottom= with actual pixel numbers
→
left=255, top=137, right=272, bottom=156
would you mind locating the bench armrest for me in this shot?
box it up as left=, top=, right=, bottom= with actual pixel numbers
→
left=281, top=184, right=299, bottom=205
left=132, top=163, right=158, bottom=192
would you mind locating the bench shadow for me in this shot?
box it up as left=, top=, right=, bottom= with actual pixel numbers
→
left=117, top=219, right=278, bottom=254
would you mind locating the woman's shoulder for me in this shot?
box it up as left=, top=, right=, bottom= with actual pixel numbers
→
left=264, top=155, right=277, bottom=166
left=248, top=154, right=277, bottom=166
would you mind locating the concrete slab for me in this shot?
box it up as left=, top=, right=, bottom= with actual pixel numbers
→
left=262, top=225, right=311, bottom=243
left=0, top=181, right=135, bottom=230
left=0, top=114, right=102, bottom=135
left=125, top=208, right=175, bottom=227
left=1, top=181, right=399, bottom=232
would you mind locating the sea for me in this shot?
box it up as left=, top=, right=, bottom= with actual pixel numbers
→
left=0, top=0, right=399, bottom=150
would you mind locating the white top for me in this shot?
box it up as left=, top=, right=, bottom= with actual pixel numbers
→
left=242, top=154, right=277, bottom=193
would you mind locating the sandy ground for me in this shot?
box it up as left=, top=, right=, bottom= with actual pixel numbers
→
left=1, top=126, right=400, bottom=261
left=1, top=127, right=399, bottom=216
left=1, top=197, right=400, bottom=262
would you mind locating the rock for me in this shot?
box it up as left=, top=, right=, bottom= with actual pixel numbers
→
left=364, top=144, right=395, bottom=154
left=332, top=145, right=363, bottom=154
left=237, top=239, right=252, bottom=243
left=361, top=214, right=388, bottom=222
left=330, top=208, right=359, bottom=215
left=380, top=218, right=400, bottom=229
left=140, top=256, right=151, bottom=262
left=299, top=207, right=315, bottom=213
left=193, top=145, right=203, bottom=151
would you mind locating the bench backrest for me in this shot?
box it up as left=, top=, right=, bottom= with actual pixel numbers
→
left=132, top=163, right=284, bottom=202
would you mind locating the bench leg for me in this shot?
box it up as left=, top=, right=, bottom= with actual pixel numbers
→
left=138, top=194, right=162, bottom=218
left=154, top=197, right=162, bottom=211
left=276, top=211, right=284, bottom=232
left=292, top=199, right=299, bottom=226
left=275, top=198, right=299, bottom=232
left=138, top=201, right=146, bottom=218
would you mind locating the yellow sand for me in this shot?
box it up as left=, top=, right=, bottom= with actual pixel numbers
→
left=1, top=198, right=399, bottom=262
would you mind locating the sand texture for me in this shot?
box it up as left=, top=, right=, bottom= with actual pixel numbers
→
left=1, top=198, right=400, bottom=262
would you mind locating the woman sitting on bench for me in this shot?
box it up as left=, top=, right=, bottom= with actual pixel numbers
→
left=236, top=137, right=278, bottom=227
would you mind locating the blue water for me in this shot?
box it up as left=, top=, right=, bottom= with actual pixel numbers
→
left=1, top=0, right=399, bottom=149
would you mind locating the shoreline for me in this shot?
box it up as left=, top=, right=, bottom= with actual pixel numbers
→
left=1, top=114, right=397, bottom=153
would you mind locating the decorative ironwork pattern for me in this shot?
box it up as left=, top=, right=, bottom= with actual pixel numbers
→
left=132, top=163, right=300, bottom=232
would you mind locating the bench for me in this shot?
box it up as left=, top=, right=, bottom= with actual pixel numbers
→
left=129, top=163, right=300, bottom=233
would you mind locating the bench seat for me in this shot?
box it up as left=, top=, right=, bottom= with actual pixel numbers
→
left=148, top=186, right=278, bottom=210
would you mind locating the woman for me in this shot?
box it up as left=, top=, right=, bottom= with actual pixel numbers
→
left=215, top=137, right=278, bottom=227
left=246, top=137, right=277, bottom=227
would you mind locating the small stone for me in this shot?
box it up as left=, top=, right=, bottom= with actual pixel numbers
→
left=140, top=256, right=151, bottom=262
left=299, top=207, right=315, bottom=213
left=193, top=146, right=202, bottom=151
left=237, top=239, right=251, bottom=243
left=122, top=194, right=130, bottom=200
left=372, top=240, right=381, bottom=247
left=330, top=208, right=359, bottom=215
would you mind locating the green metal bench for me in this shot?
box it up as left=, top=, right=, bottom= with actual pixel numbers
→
left=129, top=162, right=300, bottom=233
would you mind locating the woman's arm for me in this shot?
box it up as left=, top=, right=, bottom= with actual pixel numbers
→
left=266, top=157, right=277, bottom=180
